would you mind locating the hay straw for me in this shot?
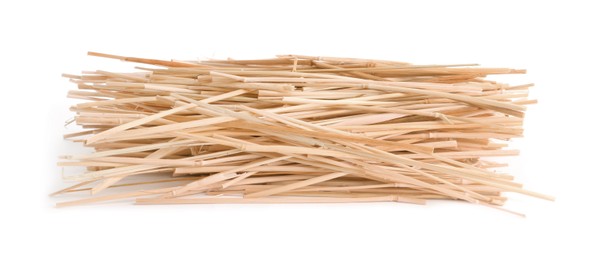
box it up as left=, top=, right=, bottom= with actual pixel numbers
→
left=54, top=52, right=553, bottom=213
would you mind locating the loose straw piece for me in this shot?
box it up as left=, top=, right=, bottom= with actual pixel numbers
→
left=54, top=52, right=552, bottom=213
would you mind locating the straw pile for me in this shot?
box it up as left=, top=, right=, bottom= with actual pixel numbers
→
left=54, top=52, right=553, bottom=212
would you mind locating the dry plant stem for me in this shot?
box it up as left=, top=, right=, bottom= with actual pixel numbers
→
left=54, top=52, right=553, bottom=212
left=135, top=195, right=406, bottom=205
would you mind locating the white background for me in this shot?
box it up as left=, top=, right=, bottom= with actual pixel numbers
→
left=1, top=1, right=591, bottom=259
